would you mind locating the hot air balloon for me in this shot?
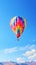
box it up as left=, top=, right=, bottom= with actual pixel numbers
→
left=10, top=16, right=27, bottom=39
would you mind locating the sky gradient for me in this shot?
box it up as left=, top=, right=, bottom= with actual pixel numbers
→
left=0, top=0, right=36, bottom=62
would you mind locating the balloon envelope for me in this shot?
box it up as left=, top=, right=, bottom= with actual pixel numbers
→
left=10, top=16, right=27, bottom=38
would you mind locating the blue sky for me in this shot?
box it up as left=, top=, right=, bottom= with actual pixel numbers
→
left=0, top=0, right=36, bottom=62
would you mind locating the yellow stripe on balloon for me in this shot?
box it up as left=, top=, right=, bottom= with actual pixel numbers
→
left=20, top=27, right=22, bottom=35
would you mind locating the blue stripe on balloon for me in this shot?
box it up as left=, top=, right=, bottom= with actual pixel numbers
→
left=17, top=29, right=20, bottom=34
left=18, top=16, right=24, bottom=24
left=15, top=17, right=17, bottom=23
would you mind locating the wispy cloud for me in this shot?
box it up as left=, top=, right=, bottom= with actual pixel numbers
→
left=0, top=44, right=36, bottom=62
left=28, top=53, right=36, bottom=59
left=3, top=44, right=30, bottom=55
left=22, top=44, right=36, bottom=62
left=25, top=49, right=36, bottom=57
left=29, top=44, right=36, bottom=49
left=16, top=44, right=36, bottom=62
left=3, top=47, right=18, bottom=54
left=0, top=44, right=36, bottom=54
left=19, top=44, right=30, bottom=51
left=16, top=57, right=25, bottom=63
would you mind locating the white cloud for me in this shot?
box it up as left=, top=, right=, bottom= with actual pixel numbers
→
left=22, top=49, right=36, bottom=62
left=16, top=57, right=25, bottom=63
left=22, top=44, right=36, bottom=62
left=3, top=45, right=30, bottom=54
left=0, top=44, right=36, bottom=55
left=0, top=44, right=36, bottom=62
left=4, top=47, right=18, bottom=54
left=0, top=59, right=10, bottom=62
left=25, top=49, right=36, bottom=57
left=28, top=53, right=36, bottom=59
left=28, top=53, right=36, bottom=62
left=19, top=44, right=36, bottom=52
